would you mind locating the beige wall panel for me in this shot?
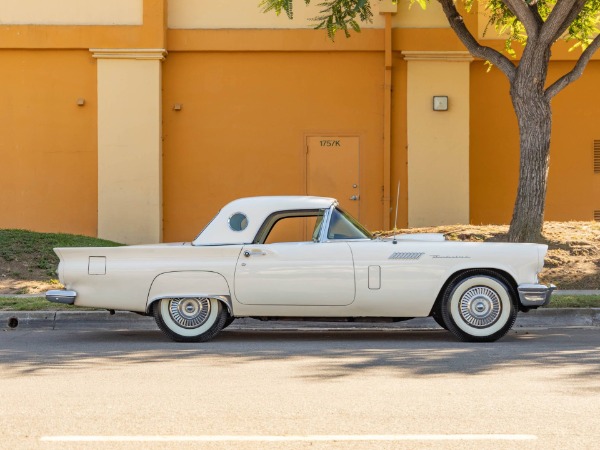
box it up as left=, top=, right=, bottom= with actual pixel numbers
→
left=392, top=0, right=448, bottom=28
left=470, top=60, right=600, bottom=224
left=469, top=62, right=518, bottom=224
left=0, top=50, right=97, bottom=235
left=391, top=55, right=408, bottom=229
left=0, top=0, right=142, bottom=25
left=405, top=52, right=471, bottom=227
left=168, top=0, right=447, bottom=29
left=97, top=55, right=163, bottom=244
left=162, top=51, right=384, bottom=242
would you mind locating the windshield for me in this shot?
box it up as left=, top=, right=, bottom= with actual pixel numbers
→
left=327, top=207, right=372, bottom=240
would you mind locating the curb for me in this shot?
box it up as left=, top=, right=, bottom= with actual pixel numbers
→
left=1, top=308, right=599, bottom=331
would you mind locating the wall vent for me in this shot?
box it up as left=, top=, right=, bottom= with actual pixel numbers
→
left=595, top=140, right=600, bottom=173
left=595, top=211, right=600, bottom=222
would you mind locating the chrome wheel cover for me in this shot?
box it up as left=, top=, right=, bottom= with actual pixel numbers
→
left=168, top=298, right=211, bottom=329
left=458, top=286, right=502, bottom=328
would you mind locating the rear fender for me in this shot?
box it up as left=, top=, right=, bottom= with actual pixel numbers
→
left=147, top=271, right=232, bottom=314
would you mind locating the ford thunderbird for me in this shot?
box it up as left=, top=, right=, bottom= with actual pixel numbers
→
left=47, top=196, right=554, bottom=342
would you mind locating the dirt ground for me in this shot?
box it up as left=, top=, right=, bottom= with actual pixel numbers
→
left=380, top=221, right=600, bottom=290
left=0, top=257, right=59, bottom=294
left=1, top=222, right=598, bottom=294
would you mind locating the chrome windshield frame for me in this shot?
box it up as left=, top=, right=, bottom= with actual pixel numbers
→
left=316, top=203, right=336, bottom=243
left=317, top=203, right=372, bottom=243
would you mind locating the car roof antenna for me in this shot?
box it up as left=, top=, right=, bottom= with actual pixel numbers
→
left=393, top=180, right=400, bottom=245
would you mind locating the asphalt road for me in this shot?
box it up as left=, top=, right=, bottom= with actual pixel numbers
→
left=1, top=326, right=599, bottom=449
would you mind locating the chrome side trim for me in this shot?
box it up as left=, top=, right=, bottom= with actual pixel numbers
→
left=518, top=284, right=556, bottom=307
left=46, top=290, right=77, bottom=305
left=213, top=295, right=233, bottom=315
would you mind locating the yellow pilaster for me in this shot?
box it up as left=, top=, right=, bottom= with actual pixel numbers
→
left=92, top=49, right=166, bottom=244
left=403, top=51, right=473, bottom=227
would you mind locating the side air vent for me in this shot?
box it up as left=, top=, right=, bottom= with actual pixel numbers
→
left=594, top=211, right=600, bottom=222
left=389, top=252, right=424, bottom=260
left=595, top=140, right=600, bottom=173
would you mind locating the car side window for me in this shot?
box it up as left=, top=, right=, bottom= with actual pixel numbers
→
left=265, top=216, right=321, bottom=244
left=327, top=208, right=372, bottom=240
left=253, top=209, right=325, bottom=244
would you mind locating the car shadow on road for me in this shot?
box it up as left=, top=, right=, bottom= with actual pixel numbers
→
left=1, top=327, right=599, bottom=386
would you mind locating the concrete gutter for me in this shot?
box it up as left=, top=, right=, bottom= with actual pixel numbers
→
left=1, top=308, right=599, bottom=332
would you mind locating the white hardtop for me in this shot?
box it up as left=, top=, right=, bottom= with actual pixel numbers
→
left=193, top=196, right=336, bottom=246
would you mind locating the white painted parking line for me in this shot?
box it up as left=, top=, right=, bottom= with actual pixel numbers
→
left=41, top=434, right=537, bottom=442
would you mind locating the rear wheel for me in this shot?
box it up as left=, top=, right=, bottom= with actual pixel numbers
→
left=153, top=297, right=227, bottom=342
left=441, top=271, right=517, bottom=342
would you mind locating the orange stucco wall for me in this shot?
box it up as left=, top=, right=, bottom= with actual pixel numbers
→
left=2, top=0, right=600, bottom=241
left=391, top=55, right=408, bottom=230
left=470, top=59, right=600, bottom=224
left=0, top=50, right=98, bottom=235
left=547, top=61, right=600, bottom=221
left=162, top=51, right=385, bottom=241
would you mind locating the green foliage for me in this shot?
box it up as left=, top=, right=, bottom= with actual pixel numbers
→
left=259, top=0, right=304, bottom=19
left=259, top=0, right=373, bottom=38
left=261, top=0, right=600, bottom=52
left=449, top=0, right=600, bottom=55
left=566, top=0, right=600, bottom=51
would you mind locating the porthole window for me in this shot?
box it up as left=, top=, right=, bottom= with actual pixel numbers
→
left=228, top=212, right=248, bottom=232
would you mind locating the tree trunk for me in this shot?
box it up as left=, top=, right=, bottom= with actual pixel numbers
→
left=507, top=75, right=552, bottom=243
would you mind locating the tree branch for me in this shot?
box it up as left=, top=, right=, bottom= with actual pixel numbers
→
left=545, top=33, right=600, bottom=99
left=437, top=0, right=516, bottom=81
left=539, top=0, right=585, bottom=45
left=503, top=0, right=541, bottom=39
left=528, top=2, right=544, bottom=30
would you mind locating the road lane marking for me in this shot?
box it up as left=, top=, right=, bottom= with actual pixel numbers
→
left=41, top=434, right=537, bottom=442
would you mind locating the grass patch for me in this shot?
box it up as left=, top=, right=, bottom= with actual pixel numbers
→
left=548, top=295, right=600, bottom=308
left=0, top=297, right=100, bottom=311
left=0, top=229, right=121, bottom=277
left=0, top=230, right=121, bottom=277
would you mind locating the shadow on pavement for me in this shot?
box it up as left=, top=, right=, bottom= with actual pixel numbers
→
left=1, top=327, right=599, bottom=384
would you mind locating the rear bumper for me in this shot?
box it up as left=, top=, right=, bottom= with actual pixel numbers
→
left=46, top=290, right=77, bottom=305
left=518, top=284, right=556, bottom=307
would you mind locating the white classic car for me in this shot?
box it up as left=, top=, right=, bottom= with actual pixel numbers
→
left=47, top=196, right=554, bottom=342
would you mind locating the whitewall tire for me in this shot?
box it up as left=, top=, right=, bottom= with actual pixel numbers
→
left=153, top=297, right=228, bottom=342
left=441, top=271, right=518, bottom=342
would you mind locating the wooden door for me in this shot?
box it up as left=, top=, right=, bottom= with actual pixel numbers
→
left=306, top=136, right=360, bottom=218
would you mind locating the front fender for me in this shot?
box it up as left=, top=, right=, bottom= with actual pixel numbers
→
left=147, top=271, right=232, bottom=313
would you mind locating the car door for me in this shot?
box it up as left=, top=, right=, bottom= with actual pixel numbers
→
left=234, top=241, right=355, bottom=306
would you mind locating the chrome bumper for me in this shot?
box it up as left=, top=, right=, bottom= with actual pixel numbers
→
left=46, top=290, right=77, bottom=305
left=517, top=284, right=555, bottom=307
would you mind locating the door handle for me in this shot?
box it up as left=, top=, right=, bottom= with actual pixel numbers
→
left=244, top=249, right=266, bottom=257
left=349, top=195, right=360, bottom=201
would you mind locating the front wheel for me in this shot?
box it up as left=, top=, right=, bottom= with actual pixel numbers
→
left=153, top=297, right=227, bottom=342
left=440, top=271, right=518, bottom=342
